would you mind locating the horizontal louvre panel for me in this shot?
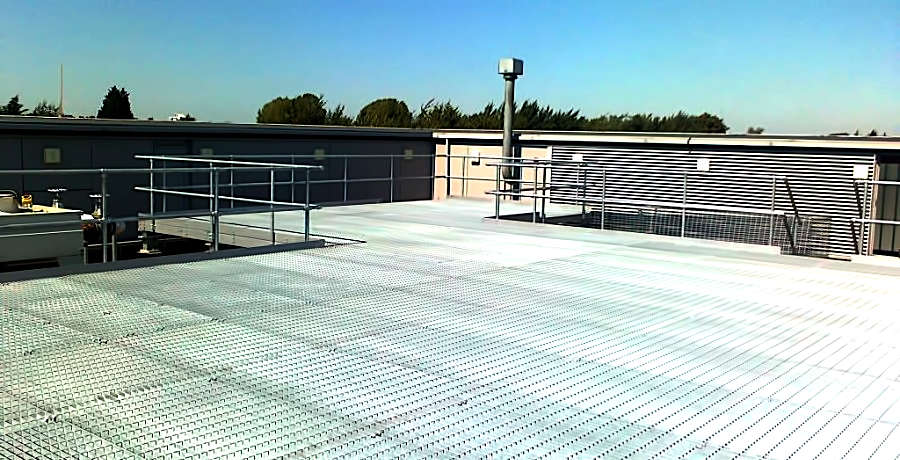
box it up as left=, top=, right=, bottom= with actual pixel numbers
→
left=550, top=146, right=876, bottom=256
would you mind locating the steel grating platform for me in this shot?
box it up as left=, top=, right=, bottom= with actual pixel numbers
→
left=2, top=198, right=900, bottom=459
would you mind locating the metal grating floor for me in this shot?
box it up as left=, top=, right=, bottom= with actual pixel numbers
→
left=2, top=199, right=899, bottom=459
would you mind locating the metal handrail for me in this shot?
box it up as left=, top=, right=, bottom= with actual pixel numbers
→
left=135, top=154, right=324, bottom=170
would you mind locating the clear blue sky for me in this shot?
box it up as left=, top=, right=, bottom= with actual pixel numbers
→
left=1, top=0, right=897, bottom=134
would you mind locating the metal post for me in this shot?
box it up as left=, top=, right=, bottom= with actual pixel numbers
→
left=532, top=165, right=538, bottom=223
left=304, top=169, right=310, bottom=242
left=680, top=173, right=687, bottom=238
left=389, top=156, right=394, bottom=203
left=581, top=165, right=587, bottom=221
left=270, top=168, right=275, bottom=245
left=769, top=176, right=776, bottom=246
left=495, top=164, right=501, bottom=220
left=541, top=167, right=547, bottom=222
left=343, top=156, right=348, bottom=202
left=111, top=230, right=117, bottom=262
left=601, top=169, right=606, bottom=230
left=149, top=158, right=155, bottom=233
left=101, top=171, right=108, bottom=263
left=445, top=138, right=451, bottom=198
left=212, top=168, right=219, bottom=251
left=209, top=162, right=214, bottom=215
left=161, top=160, right=167, bottom=213
left=229, top=155, right=235, bottom=208
left=290, top=154, right=296, bottom=204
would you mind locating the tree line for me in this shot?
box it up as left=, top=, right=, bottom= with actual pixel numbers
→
left=257, top=93, right=734, bottom=133
left=1, top=87, right=143, bottom=120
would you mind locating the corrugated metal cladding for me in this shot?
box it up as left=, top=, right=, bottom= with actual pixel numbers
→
left=550, top=145, right=877, bottom=256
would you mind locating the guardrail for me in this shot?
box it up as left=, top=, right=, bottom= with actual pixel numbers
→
left=483, top=159, right=804, bottom=254
left=0, top=158, right=323, bottom=264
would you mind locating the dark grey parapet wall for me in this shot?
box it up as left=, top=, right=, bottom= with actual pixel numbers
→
left=434, top=130, right=900, bottom=257
left=0, top=117, right=436, bottom=229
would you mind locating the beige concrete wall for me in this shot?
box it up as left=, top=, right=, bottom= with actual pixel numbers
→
left=434, top=143, right=551, bottom=203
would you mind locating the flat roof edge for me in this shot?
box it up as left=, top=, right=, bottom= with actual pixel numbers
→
left=433, top=130, right=900, bottom=150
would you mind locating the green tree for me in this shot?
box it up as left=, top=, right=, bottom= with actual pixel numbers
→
left=257, top=93, right=327, bottom=124
left=97, top=86, right=135, bottom=119
left=30, top=100, right=60, bottom=117
left=325, top=105, right=353, bottom=126
left=355, top=98, right=412, bottom=127
left=415, top=99, right=463, bottom=129
left=747, top=126, right=765, bottom=134
left=867, top=129, right=879, bottom=136
left=181, top=113, right=196, bottom=121
left=0, top=95, right=28, bottom=115
left=460, top=103, right=502, bottom=129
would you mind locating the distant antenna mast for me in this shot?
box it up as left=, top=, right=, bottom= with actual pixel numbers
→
left=58, top=64, right=64, bottom=117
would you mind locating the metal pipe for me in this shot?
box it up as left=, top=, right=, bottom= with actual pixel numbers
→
left=133, top=187, right=316, bottom=208
left=343, top=157, right=348, bottom=202
left=212, top=168, right=219, bottom=251
left=389, top=156, right=394, bottom=203
left=101, top=171, right=108, bottom=263
left=541, top=167, right=547, bottom=222
left=162, top=160, right=167, bottom=213
left=290, top=154, right=296, bottom=204
left=149, top=158, right=155, bottom=233
left=305, top=169, right=310, bottom=242
left=270, top=168, right=275, bottom=245
left=135, top=155, right=323, bottom=170
left=769, top=176, right=776, bottom=246
left=111, top=230, right=117, bottom=262
left=445, top=138, right=451, bottom=197
left=680, top=173, right=687, bottom=238
left=601, top=169, right=606, bottom=230
left=501, top=76, right=516, bottom=181
left=532, top=165, right=538, bottom=223
left=495, top=164, right=500, bottom=220
left=581, top=166, right=587, bottom=221
left=229, top=154, right=235, bottom=208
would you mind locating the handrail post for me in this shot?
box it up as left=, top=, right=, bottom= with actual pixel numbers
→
left=229, top=154, right=235, bottom=208
left=541, top=167, right=547, bottom=222
left=208, top=162, right=214, bottom=214
left=304, top=169, right=310, bottom=242
left=769, top=176, right=776, bottom=246
left=495, top=164, right=501, bottom=219
left=290, top=154, right=296, bottom=204
left=149, top=158, right=155, bottom=233
left=212, top=167, right=219, bottom=251
left=270, top=167, right=275, bottom=245
left=581, top=165, right=587, bottom=221
left=389, top=155, right=394, bottom=203
left=101, top=170, right=108, bottom=263
left=680, top=173, right=687, bottom=238
left=161, top=159, right=167, bottom=213
left=532, top=165, right=538, bottom=223
left=445, top=139, right=451, bottom=197
left=601, top=168, right=606, bottom=230
left=343, top=156, right=348, bottom=202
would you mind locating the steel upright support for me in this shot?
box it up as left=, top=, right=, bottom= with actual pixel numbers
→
left=601, top=169, right=606, bottom=230
left=343, top=157, right=348, bottom=202
left=270, top=168, right=276, bottom=245
left=212, top=168, right=219, bottom=251
left=389, top=156, right=394, bottom=203
left=541, top=167, right=547, bottom=222
left=445, top=138, right=451, bottom=197
left=581, top=166, right=587, bottom=221
left=149, top=158, right=155, bottom=233
left=304, top=169, right=310, bottom=242
left=229, top=155, right=235, bottom=208
left=290, top=154, right=296, bottom=204
left=161, top=160, right=167, bottom=213
left=101, top=171, right=108, bottom=263
left=495, top=165, right=501, bottom=220
left=532, top=165, right=538, bottom=223
left=681, top=173, right=687, bottom=238
left=769, top=176, right=776, bottom=246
